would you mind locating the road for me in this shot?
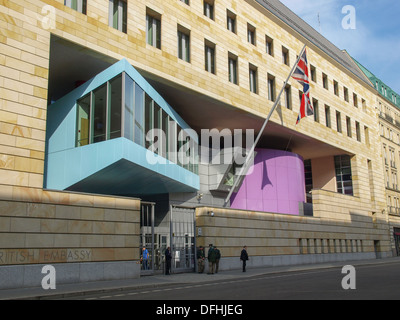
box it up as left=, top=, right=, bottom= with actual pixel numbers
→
left=60, top=260, right=400, bottom=300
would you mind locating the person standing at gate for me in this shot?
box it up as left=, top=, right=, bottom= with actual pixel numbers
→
left=197, top=246, right=205, bottom=273
left=240, top=245, right=249, bottom=272
left=214, top=246, right=221, bottom=273
left=207, top=244, right=216, bottom=274
left=142, top=247, right=149, bottom=270
left=165, top=246, right=172, bottom=275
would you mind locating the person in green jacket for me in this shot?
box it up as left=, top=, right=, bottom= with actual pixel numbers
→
left=197, top=246, right=205, bottom=273
left=207, top=244, right=217, bottom=274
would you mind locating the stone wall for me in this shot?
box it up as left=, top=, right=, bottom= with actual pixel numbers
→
left=196, top=189, right=392, bottom=271
left=0, top=189, right=141, bottom=289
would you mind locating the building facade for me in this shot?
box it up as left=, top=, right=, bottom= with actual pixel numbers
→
left=0, top=0, right=394, bottom=289
left=354, top=59, right=400, bottom=257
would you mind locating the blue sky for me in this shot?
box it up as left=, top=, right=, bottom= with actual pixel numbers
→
left=279, top=0, right=400, bottom=94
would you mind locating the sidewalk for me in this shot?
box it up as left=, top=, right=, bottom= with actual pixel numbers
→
left=1, top=257, right=399, bottom=300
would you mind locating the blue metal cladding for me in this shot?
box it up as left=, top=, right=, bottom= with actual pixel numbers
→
left=44, top=59, right=199, bottom=195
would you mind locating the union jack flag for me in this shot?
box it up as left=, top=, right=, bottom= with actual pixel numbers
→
left=292, top=48, right=313, bottom=124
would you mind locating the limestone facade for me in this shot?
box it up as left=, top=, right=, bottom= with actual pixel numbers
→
left=0, top=0, right=395, bottom=286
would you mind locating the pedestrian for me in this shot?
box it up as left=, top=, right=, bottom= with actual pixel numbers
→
left=197, top=246, right=205, bottom=273
left=240, top=246, right=249, bottom=272
left=142, top=247, right=149, bottom=270
left=214, top=246, right=221, bottom=273
left=165, top=246, right=172, bottom=275
left=207, top=244, right=217, bottom=274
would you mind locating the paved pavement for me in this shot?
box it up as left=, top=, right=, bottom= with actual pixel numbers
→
left=1, top=257, right=399, bottom=300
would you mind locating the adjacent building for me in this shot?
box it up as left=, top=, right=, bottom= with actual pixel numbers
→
left=0, top=0, right=395, bottom=289
left=353, top=58, right=400, bottom=256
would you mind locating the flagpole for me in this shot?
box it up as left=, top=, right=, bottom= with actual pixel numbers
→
left=223, top=44, right=307, bottom=207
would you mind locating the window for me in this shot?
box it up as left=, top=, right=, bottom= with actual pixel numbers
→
left=145, top=94, right=153, bottom=149
left=227, top=10, right=236, bottom=33
left=333, top=80, right=339, bottom=96
left=109, top=75, right=122, bottom=140
left=344, top=87, right=349, bottom=102
left=325, top=105, right=331, bottom=128
left=65, top=0, right=87, bottom=14
left=322, top=73, right=328, bottom=89
left=267, top=74, right=275, bottom=101
left=180, top=0, right=189, bottom=5
left=310, top=65, right=316, bottom=82
left=355, top=121, right=361, bottom=142
left=364, top=126, right=370, bottom=146
left=353, top=93, right=358, bottom=108
left=335, top=155, right=353, bottom=196
left=282, top=46, right=289, bottom=66
left=76, top=94, right=90, bottom=146
left=205, top=41, right=216, bottom=74
left=92, top=84, right=107, bottom=143
left=346, top=116, right=352, bottom=138
left=178, top=26, right=190, bottom=62
left=134, top=83, right=145, bottom=147
left=336, top=111, right=342, bottom=133
left=247, top=24, right=256, bottom=45
left=304, top=159, right=313, bottom=203
left=124, top=74, right=134, bottom=141
left=228, top=53, right=238, bottom=85
left=284, top=85, right=291, bottom=109
left=204, top=0, right=214, bottom=20
left=313, top=98, right=319, bottom=122
left=249, top=64, right=258, bottom=94
left=362, top=98, right=366, bottom=112
left=109, top=0, right=127, bottom=33
left=146, top=11, right=161, bottom=49
left=266, top=35, right=274, bottom=56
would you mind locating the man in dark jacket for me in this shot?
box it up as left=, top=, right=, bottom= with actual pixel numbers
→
left=207, top=244, right=216, bottom=274
left=240, top=246, right=249, bottom=272
left=165, top=246, right=172, bottom=275
left=214, top=246, right=221, bottom=273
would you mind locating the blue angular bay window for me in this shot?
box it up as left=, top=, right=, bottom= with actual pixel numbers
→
left=45, top=59, right=199, bottom=195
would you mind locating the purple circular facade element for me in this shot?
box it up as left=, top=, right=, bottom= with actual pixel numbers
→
left=230, top=149, right=305, bottom=215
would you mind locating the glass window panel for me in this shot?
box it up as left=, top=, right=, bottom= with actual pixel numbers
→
left=162, top=110, right=169, bottom=159
left=109, top=75, right=122, bottom=140
left=153, top=103, right=161, bottom=155
left=76, top=94, right=90, bottom=147
left=92, top=84, right=107, bottom=143
left=124, top=74, right=134, bottom=141
left=145, top=94, right=153, bottom=149
left=134, top=83, right=145, bottom=146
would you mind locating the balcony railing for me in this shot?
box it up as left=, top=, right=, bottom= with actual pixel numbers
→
left=388, top=206, right=400, bottom=216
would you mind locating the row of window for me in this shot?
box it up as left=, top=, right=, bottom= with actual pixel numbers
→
left=307, top=97, right=368, bottom=145
left=76, top=72, right=199, bottom=174
left=299, top=238, right=364, bottom=254
left=64, top=0, right=369, bottom=114
left=376, top=81, right=398, bottom=105
left=310, top=66, right=367, bottom=111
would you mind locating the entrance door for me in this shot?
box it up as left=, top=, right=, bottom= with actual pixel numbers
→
left=170, top=206, right=196, bottom=273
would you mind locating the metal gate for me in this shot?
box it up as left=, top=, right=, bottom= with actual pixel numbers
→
left=170, top=205, right=196, bottom=273
left=140, top=202, right=195, bottom=274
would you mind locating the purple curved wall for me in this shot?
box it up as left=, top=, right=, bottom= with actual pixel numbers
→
left=230, top=149, right=305, bottom=215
